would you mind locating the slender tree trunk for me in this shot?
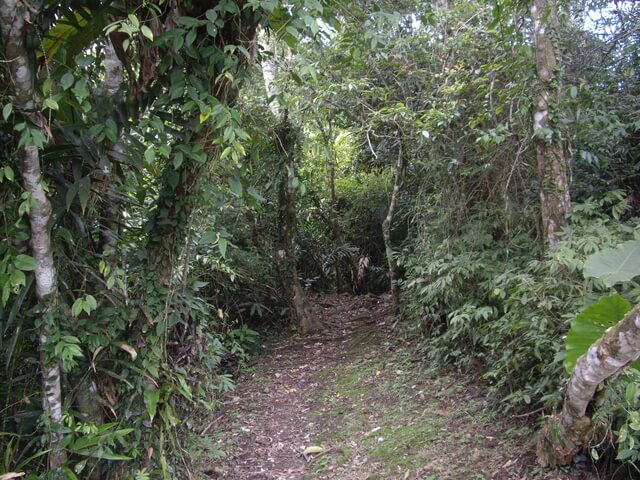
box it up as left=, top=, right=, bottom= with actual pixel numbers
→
left=275, top=115, right=320, bottom=333
left=323, top=123, right=337, bottom=208
left=98, top=39, right=124, bottom=259
left=145, top=157, right=203, bottom=289
left=317, top=120, right=349, bottom=293
left=382, top=141, right=405, bottom=314
left=537, top=303, right=640, bottom=466
left=144, top=8, right=258, bottom=293
left=0, top=0, right=66, bottom=468
left=531, top=0, right=571, bottom=249
left=263, top=51, right=319, bottom=332
left=74, top=38, right=125, bottom=480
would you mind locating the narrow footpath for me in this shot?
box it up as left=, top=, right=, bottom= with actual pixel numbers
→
left=199, top=295, right=576, bottom=480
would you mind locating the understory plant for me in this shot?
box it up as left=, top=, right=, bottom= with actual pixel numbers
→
left=403, top=194, right=640, bottom=411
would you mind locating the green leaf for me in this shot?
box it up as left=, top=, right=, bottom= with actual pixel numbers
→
left=144, top=147, right=155, bottom=165
left=247, top=186, right=265, bottom=202
left=76, top=450, right=132, bottom=461
left=71, top=298, right=84, bottom=317
left=2, top=103, right=12, bottom=120
left=186, top=28, right=197, bottom=46
left=584, top=240, right=640, bottom=287
left=128, top=13, right=139, bottom=28
left=218, top=237, right=228, bottom=258
left=205, top=9, right=218, bottom=23
left=44, top=97, right=59, bottom=110
left=228, top=176, right=242, bottom=196
left=199, top=111, right=211, bottom=123
left=173, top=152, right=184, bottom=170
left=144, top=389, right=161, bottom=421
left=176, top=16, right=201, bottom=27
left=570, top=85, right=578, bottom=99
left=626, top=382, right=637, bottom=404
left=85, top=294, right=97, bottom=311
left=78, top=177, right=91, bottom=213
left=141, top=25, right=154, bottom=41
left=14, top=254, right=38, bottom=271
left=4, top=166, right=14, bottom=181
left=199, top=231, right=216, bottom=245
left=304, top=0, right=323, bottom=13
left=65, top=181, right=79, bottom=211
left=60, top=73, right=75, bottom=90
left=2, top=284, right=9, bottom=305
left=166, top=169, right=179, bottom=189
left=565, top=294, right=632, bottom=374
left=10, top=269, right=26, bottom=288
left=42, top=78, right=53, bottom=96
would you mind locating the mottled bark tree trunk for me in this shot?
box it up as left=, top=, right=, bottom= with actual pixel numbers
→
left=0, top=0, right=66, bottom=468
left=537, top=303, right=640, bottom=466
left=382, top=141, right=405, bottom=314
left=98, top=39, right=124, bottom=259
left=144, top=6, right=258, bottom=291
left=275, top=116, right=320, bottom=333
left=263, top=51, right=319, bottom=332
left=531, top=0, right=571, bottom=249
left=74, top=38, right=125, bottom=480
left=145, top=157, right=203, bottom=289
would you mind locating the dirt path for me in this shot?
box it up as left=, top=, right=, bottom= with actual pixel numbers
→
left=199, top=295, right=576, bottom=480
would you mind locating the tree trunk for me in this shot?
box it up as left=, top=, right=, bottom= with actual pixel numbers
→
left=72, top=38, right=125, bottom=480
left=263, top=51, right=319, bottom=332
left=98, top=38, right=124, bottom=259
left=317, top=119, right=351, bottom=293
left=382, top=141, right=405, bottom=314
left=275, top=115, right=320, bottom=333
left=531, top=0, right=571, bottom=249
left=144, top=6, right=258, bottom=292
left=537, top=303, right=640, bottom=466
left=0, top=0, right=67, bottom=468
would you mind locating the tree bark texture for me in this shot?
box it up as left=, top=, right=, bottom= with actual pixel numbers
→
left=382, top=142, right=405, bottom=314
left=537, top=303, right=640, bottom=466
left=0, top=0, right=66, bottom=468
left=531, top=0, right=571, bottom=249
left=97, top=39, right=124, bottom=259
left=263, top=50, right=318, bottom=331
left=275, top=116, right=320, bottom=333
left=72, top=43, right=125, bottom=480
left=145, top=7, right=258, bottom=290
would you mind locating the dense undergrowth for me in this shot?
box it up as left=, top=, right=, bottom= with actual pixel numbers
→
left=1, top=0, right=640, bottom=478
left=403, top=196, right=640, bottom=410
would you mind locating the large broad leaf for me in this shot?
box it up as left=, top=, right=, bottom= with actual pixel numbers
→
left=565, top=294, right=632, bottom=374
left=584, top=239, right=640, bottom=287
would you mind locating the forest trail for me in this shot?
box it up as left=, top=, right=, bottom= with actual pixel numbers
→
left=199, top=295, right=572, bottom=480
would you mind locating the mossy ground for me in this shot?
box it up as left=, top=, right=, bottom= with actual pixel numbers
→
left=198, top=295, right=579, bottom=479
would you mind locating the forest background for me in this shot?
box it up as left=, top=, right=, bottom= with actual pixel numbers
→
left=1, top=0, right=640, bottom=478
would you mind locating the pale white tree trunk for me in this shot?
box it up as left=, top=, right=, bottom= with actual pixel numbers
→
left=0, top=0, right=66, bottom=468
left=537, top=303, right=640, bottom=465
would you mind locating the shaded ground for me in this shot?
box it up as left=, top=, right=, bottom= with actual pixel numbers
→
left=197, top=294, right=581, bottom=480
